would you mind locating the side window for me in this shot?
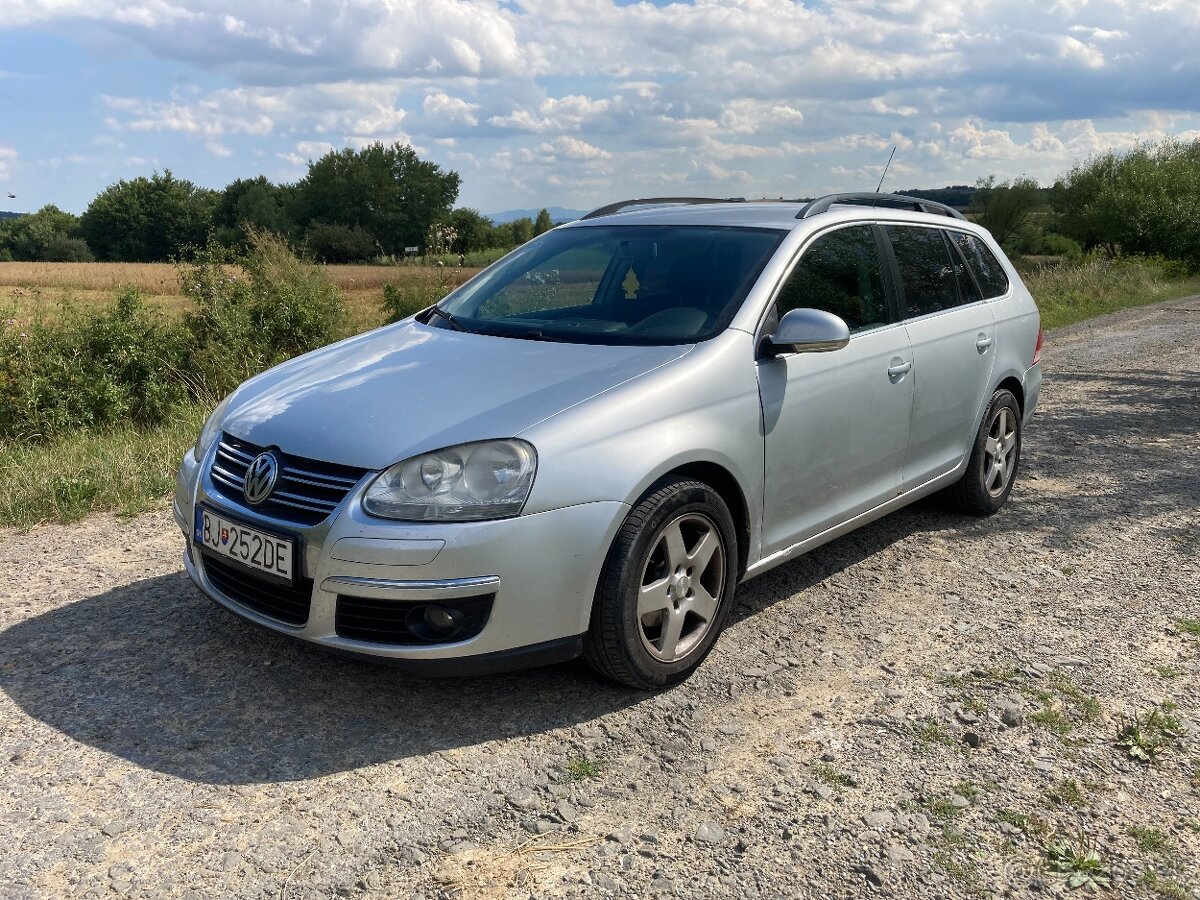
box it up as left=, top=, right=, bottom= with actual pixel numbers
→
left=946, top=232, right=982, bottom=304
left=951, top=232, right=1010, bottom=299
left=775, top=225, right=888, bottom=332
left=886, top=225, right=959, bottom=317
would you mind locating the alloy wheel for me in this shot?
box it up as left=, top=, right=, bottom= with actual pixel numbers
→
left=983, top=406, right=1018, bottom=497
left=636, top=513, right=726, bottom=662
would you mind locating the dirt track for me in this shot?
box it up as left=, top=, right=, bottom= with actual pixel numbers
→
left=1, top=297, right=1198, bottom=899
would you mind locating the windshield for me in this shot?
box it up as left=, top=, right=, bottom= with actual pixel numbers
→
left=427, top=225, right=784, bottom=345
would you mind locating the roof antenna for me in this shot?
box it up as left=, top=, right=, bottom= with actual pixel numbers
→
left=875, top=146, right=897, bottom=194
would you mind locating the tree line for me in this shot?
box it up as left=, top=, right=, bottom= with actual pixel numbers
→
left=0, top=141, right=557, bottom=264
left=4, top=136, right=1199, bottom=268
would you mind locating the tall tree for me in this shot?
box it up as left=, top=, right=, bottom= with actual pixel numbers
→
left=533, top=208, right=554, bottom=236
left=215, top=176, right=294, bottom=246
left=1053, top=138, right=1200, bottom=264
left=508, top=216, right=535, bottom=246
left=447, top=208, right=495, bottom=254
left=0, top=204, right=90, bottom=261
left=293, top=142, right=460, bottom=255
left=970, top=176, right=1041, bottom=246
left=80, top=171, right=218, bottom=261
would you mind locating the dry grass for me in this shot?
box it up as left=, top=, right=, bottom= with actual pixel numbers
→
left=0, top=261, right=480, bottom=331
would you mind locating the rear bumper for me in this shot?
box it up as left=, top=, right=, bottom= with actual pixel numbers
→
left=1022, top=362, right=1042, bottom=426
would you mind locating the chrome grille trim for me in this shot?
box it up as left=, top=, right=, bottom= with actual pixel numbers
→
left=208, top=433, right=370, bottom=526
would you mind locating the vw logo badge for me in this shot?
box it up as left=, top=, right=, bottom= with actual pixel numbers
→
left=243, top=452, right=279, bottom=506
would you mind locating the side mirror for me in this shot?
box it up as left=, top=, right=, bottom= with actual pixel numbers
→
left=761, top=308, right=850, bottom=356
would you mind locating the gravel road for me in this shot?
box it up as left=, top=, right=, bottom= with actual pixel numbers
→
left=2, top=297, right=1198, bottom=900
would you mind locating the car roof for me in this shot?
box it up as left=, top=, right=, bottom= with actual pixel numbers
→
left=562, top=198, right=978, bottom=234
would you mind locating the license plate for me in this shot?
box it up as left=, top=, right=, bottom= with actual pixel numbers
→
left=194, top=506, right=295, bottom=583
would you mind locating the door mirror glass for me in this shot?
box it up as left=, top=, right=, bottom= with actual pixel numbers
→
left=764, top=307, right=850, bottom=355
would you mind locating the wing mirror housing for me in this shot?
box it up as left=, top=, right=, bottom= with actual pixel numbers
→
left=761, top=308, right=851, bottom=357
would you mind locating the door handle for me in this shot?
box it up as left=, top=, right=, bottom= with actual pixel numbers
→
left=887, top=360, right=912, bottom=377
left=976, top=335, right=993, bottom=352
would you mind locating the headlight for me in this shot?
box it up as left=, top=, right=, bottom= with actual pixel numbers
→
left=192, top=394, right=233, bottom=463
left=363, top=439, right=537, bottom=522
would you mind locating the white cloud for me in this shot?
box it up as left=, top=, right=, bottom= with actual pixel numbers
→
left=0, top=146, right=16, bottom=181
left=5, top=0, right=1200, bottom=210
left=422, top=92, right=479, bottom=127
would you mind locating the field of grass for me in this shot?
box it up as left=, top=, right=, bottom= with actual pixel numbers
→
left=0, top=260, right=480, bottom=331
left=1024, top=257, right=1200, bottom=329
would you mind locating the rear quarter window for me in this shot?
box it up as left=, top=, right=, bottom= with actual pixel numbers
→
left=951, top=232, right=1010, bottom=299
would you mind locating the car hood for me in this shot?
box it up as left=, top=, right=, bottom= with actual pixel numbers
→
left=222, top=320, right=691, bottom=470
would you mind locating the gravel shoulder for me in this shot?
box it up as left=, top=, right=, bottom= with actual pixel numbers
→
left=2, top=297, right=1198, bottom=900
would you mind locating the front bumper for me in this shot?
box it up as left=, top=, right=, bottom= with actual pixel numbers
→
left=175, top=447, right=628, bottom=672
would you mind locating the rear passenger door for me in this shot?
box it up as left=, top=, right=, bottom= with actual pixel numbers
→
left=883, top=225, right=996, bottom=489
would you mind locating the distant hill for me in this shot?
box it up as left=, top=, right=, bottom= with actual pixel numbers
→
left=0, top=211, right=21, bottom=220
left=893, top=186, right=975, bottom=209
left=487, top=206, right=589, bottom=224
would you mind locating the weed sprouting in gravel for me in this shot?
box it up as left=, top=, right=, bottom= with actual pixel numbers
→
left=922, top=795, right=960, bottom=821
left=913, top=717, right=958, bottom=750
left=1139, top=870, right=1192, bottom=900
left=810, top=763, right=857, bottom=791
left=1029, top=705, right=1074, bottom=737
left=1045, top=779, right=1086, bottom=806
left=997, top=808, right=1050, bottom=839
left=1043, top=834, right=1111, bottom=891
left=1116, top=702, right=1184, bottom=763
left=1175, top=618, right=1200, bottom=637
left=1153, top=665, right=1184, bottom=680
left=563, top=757, right=602, bottom=781
left=1128, top=826, right=1171, bottom=855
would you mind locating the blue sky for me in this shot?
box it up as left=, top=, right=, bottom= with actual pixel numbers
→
left=2, top=0, right=1199, bottom=216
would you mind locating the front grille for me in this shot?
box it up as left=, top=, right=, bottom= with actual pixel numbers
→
left=209, top=433, right=369, bottom=526
left=202, top=552, right=314, bottom=626
left=335, top=594, right=494, bottom=645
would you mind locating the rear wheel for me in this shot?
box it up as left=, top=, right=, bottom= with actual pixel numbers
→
left=944, top=389, right=1022, bottom=515
left=583, top=477, right=737, bottom=689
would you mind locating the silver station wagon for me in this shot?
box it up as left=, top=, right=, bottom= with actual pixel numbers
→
left=176, top=192, right=1043, bottom=688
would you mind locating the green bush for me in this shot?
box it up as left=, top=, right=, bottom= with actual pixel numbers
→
left=1, top=230, right=351, bottom=442
left=182, top=228, right=348, bottom=396
left=380, top=268, right=456, bottom=324
left=0, top=288, right=191, bottom=440
left=42, top=236, right=95, bottom=263
left=304, top=222, right=378, bottom=263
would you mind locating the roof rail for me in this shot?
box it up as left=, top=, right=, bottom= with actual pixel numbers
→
left=580, top=197, right=745, bottom=220
left=797, top=192, right=967, bottom=221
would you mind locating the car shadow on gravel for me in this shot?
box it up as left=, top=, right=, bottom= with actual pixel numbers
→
left=0, top=572, right=644, bottom=785
left=0, top=507, right=963, bottom=787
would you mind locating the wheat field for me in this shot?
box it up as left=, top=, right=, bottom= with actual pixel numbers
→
left=0, top=261, right=480, bottom=328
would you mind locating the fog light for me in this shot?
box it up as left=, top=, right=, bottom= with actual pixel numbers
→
left=405, top=603, right=465, bottom=641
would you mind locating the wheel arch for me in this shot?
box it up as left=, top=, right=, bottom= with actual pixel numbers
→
left=996, top=374, right=1025, bottom=415
left=657, top=461, right=751, bottom=581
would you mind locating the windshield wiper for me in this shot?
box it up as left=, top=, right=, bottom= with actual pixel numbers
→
left=426, top=305, right=467, bottom=332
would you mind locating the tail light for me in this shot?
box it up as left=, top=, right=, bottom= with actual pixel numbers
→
left=1032, top=327, right=1044, bottom=365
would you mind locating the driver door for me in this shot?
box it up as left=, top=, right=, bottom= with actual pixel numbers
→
left=757, top=224, right=915, bottom=556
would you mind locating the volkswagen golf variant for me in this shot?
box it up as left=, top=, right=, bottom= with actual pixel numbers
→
left=176, top=192, right=1042, bottom=688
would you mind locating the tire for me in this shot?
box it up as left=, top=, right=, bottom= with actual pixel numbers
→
left=944, top=389, right=1022, bottom=516
left=583, top=476, right=738, bottom=689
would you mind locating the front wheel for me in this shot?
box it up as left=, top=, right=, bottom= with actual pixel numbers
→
left=583, top=477, right=738, bottom=689
left=944, top=389, right=1022, bottom=516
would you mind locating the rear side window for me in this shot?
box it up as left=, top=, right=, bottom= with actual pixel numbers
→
left=776, top=225, right=889, bottom=332
left=951, top=232, right=1010, bottom=298
left=885, top=225, right=959, bottom=317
